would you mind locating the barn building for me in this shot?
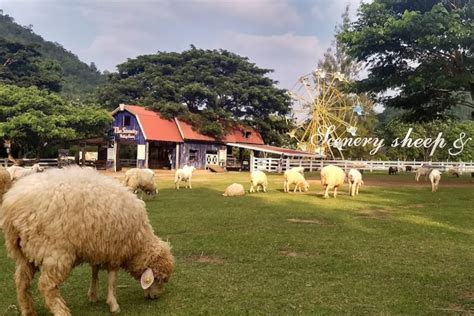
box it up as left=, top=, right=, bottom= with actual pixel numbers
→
left=109, top=104, right=316, bottom=170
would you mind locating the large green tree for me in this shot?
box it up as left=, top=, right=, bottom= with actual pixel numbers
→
left=97, top=46, right=291, bottom=145
left=0, top=84, right=111, bottom=158
left=0, top=37, right=63, bottom=92
left=340, top=0, right=474, bottom=120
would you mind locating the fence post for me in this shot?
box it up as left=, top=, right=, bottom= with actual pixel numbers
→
left=310, top=159, right=313, bottom=172
left=250, top=150, right=254, bottom=172
left=286, top=158, right=290, bottom=171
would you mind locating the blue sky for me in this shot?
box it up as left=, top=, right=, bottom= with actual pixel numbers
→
left=0, top=0, right=365, bottom=90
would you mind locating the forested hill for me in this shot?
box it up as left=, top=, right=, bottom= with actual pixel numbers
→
left=0, top=13, right=105, bottom=98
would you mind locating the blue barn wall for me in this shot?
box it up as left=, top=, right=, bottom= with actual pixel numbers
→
left=112, top=110, right=146, bottom=145
left=179, top=142, right=224, bottom=169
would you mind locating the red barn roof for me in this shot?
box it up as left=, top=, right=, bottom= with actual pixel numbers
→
left=113, top=104, right=264, bottom=145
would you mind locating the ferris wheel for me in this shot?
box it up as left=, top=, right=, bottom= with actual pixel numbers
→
left=288, top=69, right=364, bottom=159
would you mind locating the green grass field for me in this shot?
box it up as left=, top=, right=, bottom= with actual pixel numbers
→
left=1, top=171, right=473, bottom=315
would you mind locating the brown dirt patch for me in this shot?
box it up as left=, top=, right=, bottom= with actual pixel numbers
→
left=355, top=209, right=390, bottom=219
left=187, top=254, right=227, bottom=264
left=279, top=250, right=319, bottom=258
left=364, top=179, right=473, bottom=188
left=287, top=218, right=330, bottom=225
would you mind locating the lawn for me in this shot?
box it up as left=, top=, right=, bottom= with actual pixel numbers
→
left=0, top=171, right=473, bottom=315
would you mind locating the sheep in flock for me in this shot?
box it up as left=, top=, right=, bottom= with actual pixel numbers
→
left=0, top=167, right=175, bottom=315
left=174, top=165, right=195, bottom=189
left=446, top=167, right=462, bottom=177
left=388, top=166, right=398, bottom=175
left=223, top=183, right=246, bottom=197
left=124, top=168, right=158, bottom=195
left=0, top=166, right=11, bottom=200
left=429, top=169, right=441, bottom=192
left=289, top=166, right=305, bottom=175
left=283, top=169, right=309, bottom=193
left=347, top=169, right=364, bottom=197
left=415, top=167, right=431, bottom=182
left=7, top=163, right=43, bottom=181
left=320, top=165, right=346, bottom=198
left=249, top=170, right=268, bottom=193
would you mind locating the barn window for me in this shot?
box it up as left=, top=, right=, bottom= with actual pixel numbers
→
left=244, top=131, right=252, bottom=138
left=123, top=115, right=131, bottom=126
left=189, top=149, right=198, bottom=162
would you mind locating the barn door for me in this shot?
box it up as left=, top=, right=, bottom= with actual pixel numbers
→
left=205, top=153, right=218, bottom=168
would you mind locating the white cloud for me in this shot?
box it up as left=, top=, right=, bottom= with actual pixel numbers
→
left=216, top=32, right=328, bottom=89
left=311, top=0, right=365, bottom=22
left=192, top=0, right=301, bottom=27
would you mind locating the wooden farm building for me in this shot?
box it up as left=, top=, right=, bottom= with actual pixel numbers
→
left=109, top=104, right=316, bottom=170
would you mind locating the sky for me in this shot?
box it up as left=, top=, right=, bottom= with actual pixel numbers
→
left=0, top=0, right=366, bottom=91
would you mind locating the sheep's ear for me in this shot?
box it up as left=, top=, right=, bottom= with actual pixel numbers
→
left=140, top=268, right=155, bottom=289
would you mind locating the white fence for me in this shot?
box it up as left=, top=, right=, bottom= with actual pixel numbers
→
left=251, top=157, right=474, bottom=173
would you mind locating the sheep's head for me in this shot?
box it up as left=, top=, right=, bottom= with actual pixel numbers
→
left=140, top=239, right=175, bottom=299
left=303, top=180, right=309, bottom=192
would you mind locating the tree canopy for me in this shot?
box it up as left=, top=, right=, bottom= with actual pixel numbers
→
left=0, top=37, right=63, bottom=92
left=0, top=84, right=112, bottom=158
left=97, top=46, right=292, bottom=144
left=0, top=13, right=105, bottom=100
left=340, top=0, right=474, bottom=120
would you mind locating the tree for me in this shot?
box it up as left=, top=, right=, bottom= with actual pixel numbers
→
left=0, top=84, right=112, bottom=158
left=0, top=37, right=63, bottom=92
left=340, top=0, right=474, bottom=120
left=97, top=46, right=292, bottom=145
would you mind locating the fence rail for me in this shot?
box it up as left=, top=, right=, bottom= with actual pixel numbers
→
left=251, top=158, right=474, bottom=173
left=2, top=158, right=60, bottom=168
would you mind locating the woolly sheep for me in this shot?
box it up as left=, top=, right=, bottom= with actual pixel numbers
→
left=124, top=168, right=158, bottom=195
left=347, top=169, right=363, bottom=197
left=320, top=165, right=346, bottom=198
left=289, top=166, right=305, bottom=175
left=250, top=170, right=268, bottom=193
left=446, top=167, right=462, bottom=177
left=429, top=169, right=441, bottom=192
left=415, top=167, right=431, bottom=182
left=388, top=166, right=398, bottom=175
left=223, top=183, right=246, bottom=197
left=283, top=169, right=309, bottom=193
left=0, top=166, right=11, bottom=200
left=7, top=163, right=43, bottom=181
left=174, top=165, right=195, bottom=189
left=0, top=167, right=174, bottom=315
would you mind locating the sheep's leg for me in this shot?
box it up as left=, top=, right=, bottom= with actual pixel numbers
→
left=293, top=184, right=298, bottom=193
left=249, top=184, right=254, bottom=193
left=263, top=185, right=267, bottom=193
left=189, top=178, right=192, bottom=189
left=38, top=256, right=74, bottom=316
left=15, top=258, right=37, bottom=316
left=356, top=184, right=360, bottom=195
left=106, top=270, right=120, bottom=313
left=348, top=183, right=353, bottom=197
left=283, top=181, right=287, bottom=193
left=88, top=265, right=99, bottom=303
left=333, top=187, right=338, bottom=198
left=323, top=185, right=330, bottom=199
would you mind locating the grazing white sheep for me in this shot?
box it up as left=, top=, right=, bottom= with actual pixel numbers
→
left=288, top=166, right=305, bottom=175
left=0, top=167, right=174, bottom=315
left=415, top=167, right=431, bottom=182
left=223, top=183, right=246, bottom=197
left=124, top=168, right=158, bottom=195
left=7, top=163, right=43, bottom=181
left=0, top=166, right=11, bottom=200
left=446, top=167, right=462, bottom=177
left=429, top=169, right=441, bottom=192
left=250, top=170, right=268, bottom=193
left=320, top=165, right=346, bottom=198
left=347, top=169, right=363, bottom=197
left=174, top=165, right=195, bottom=189
left=284, top=169, right=309, bottom=193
